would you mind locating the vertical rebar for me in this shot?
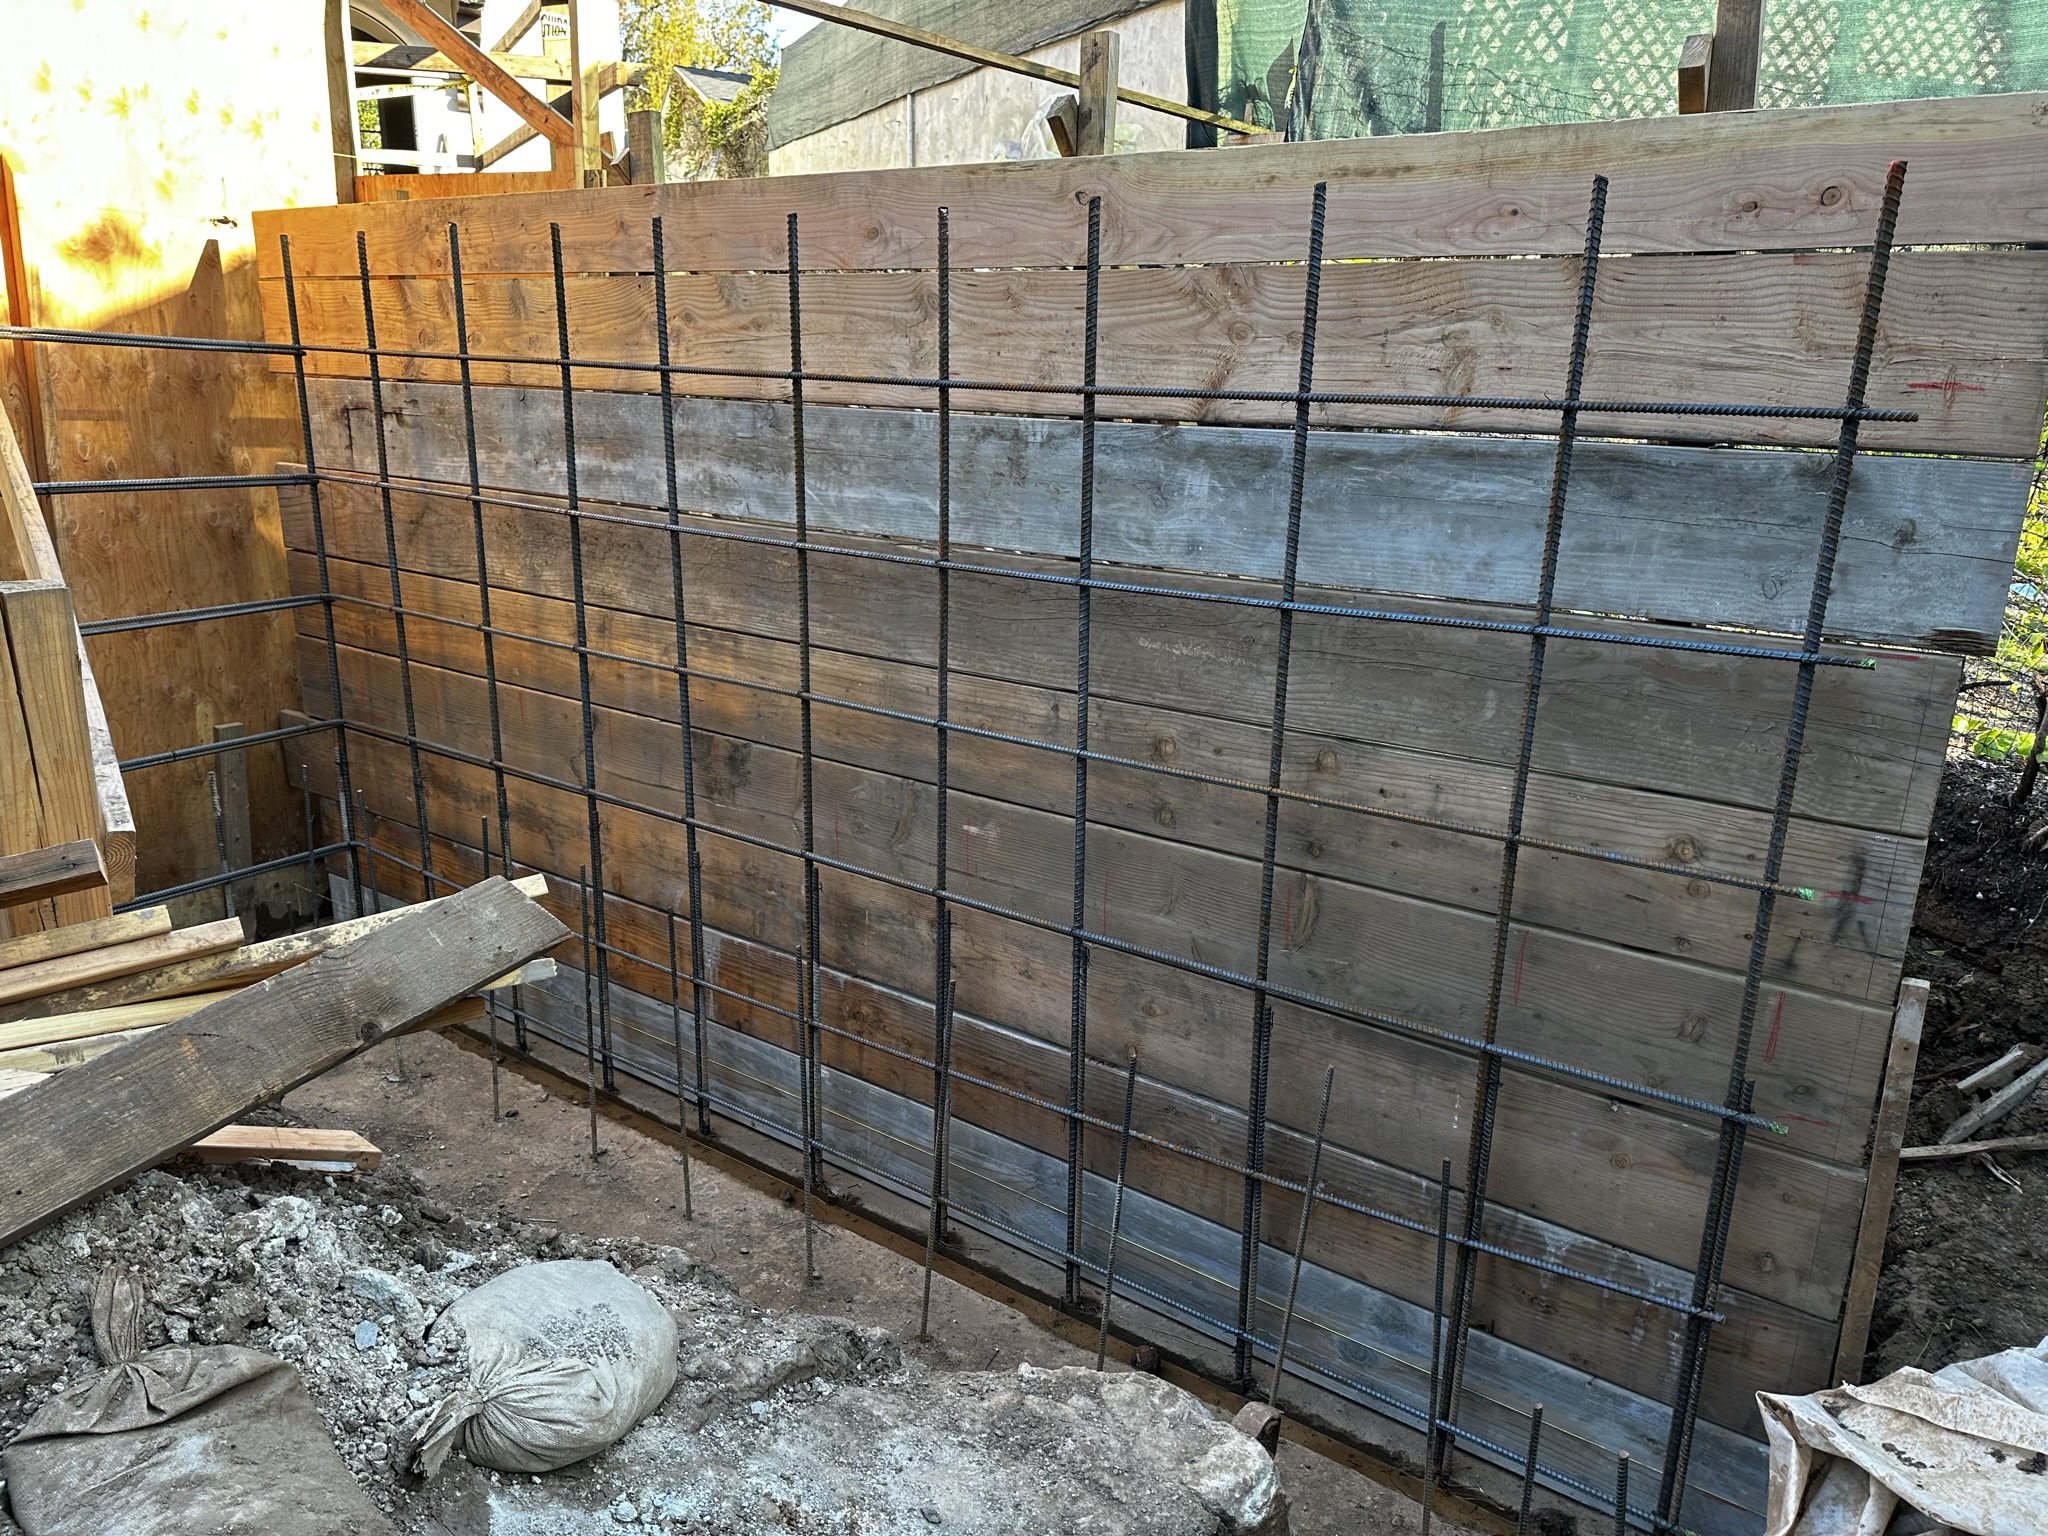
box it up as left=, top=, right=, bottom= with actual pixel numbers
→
left=447, top=225, right=513, bottom=900
left=919, top=925, right=955, bottom=1342
left=1064, top=195, right=1103, bottom=1310
left=358, top=791, right=381, bottom=915
left=299, top=783, right=318, bottom=921
left=208, top=771, right=234, bottom=923
left=1236, top=181, right=1329, bottom=1385
left=354, top=231, right=436, bottom=899
left=278, top=233, right=363, bottom=914
left=482, top=816, right=501, bottom=1123
left=1440, top=175, right=1609, bottom=1451
left=652, top=215, right=713, bottom=1140
left=668, top=909, right=695, bottom=1220
left=1421, top=1157, right=1452, bottom=1536
left=579, top=867, right=599, bottom=1159
left=550, top=223, right=615, bottom=1094
left=929, top=203, right=957, bottom=1289
left=1613, top=1451, right=1631, bottom=1536
left=1516, top=1404, right=1545, bottom=1536
left=787, top=211, right=822, bottom=1285
left=1267, top=1064, right=1335, bottom=1407
left=1094, top=1050, right=1141, bottom=1371
left=1655, top=161, right=1909, bottom=1532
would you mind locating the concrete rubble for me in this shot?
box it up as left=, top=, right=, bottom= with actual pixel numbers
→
left=0, top=1158, right=1285, bottom=1534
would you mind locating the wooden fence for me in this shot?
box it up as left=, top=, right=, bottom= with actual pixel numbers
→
left=253, top=91, right=2048, bottom=1532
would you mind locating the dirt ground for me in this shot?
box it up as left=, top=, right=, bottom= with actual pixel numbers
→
left=1865, top=758, right=2048, bottom=1379
left=287, top=1032, right=1480, bottom=1536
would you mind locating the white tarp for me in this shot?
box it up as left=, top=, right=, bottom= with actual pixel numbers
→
left=1759, top=1339, right=2048, bottom=1535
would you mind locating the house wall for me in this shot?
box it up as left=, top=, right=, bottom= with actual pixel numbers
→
left=769, top=0, right=1186, bottom=175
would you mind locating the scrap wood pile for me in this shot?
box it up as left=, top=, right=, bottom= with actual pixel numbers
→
left=0, top=875, right=569, bottom=1248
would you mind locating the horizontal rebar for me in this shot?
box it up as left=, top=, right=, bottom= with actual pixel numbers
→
left=81, top=593, right=329, bottom=636
left=34, top=473, right=315, bottom=496
left=116, top=716, right=346, bottom=773
left=118, top=839, right=354, bottom=911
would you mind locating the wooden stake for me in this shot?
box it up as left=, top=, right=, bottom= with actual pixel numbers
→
left=1076, top=31, right=1120, bottom=157
left=1833, top=978, right=1927, bottom=1384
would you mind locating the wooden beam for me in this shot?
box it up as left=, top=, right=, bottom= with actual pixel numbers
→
left=1705, top=0, right=1764, bottom=111
left=762, top=0, right=1261, bottom=137
left=1076, top=31, right=1120, bottom=157
left=325, top=0, right=358, bottom=202
left=491, top=0, right=547, bottom=54
left=351, top=42, right=569, bottom=82
left=1957, top=1045, right=2040, bottom=1095
left=1937, top=1055, right=2048, bottom=1144
left=1902, top=1133, right=2048, bottom=1161
left=0, top=873, right=550, bottom=1023
left=1833, top=978, right=1927, bottom=1384
left=0, top=918, right=244, bottom=1010
left=0, top=840, right=102, bottom=910
left=378, top=0, right=573, bottom=149
left=1678, top=32, right=1713, bottom=115
left=0, top=905, right=169, bottom=972
left=626, top=108, right=663, bottom=185
left=189, top=1124, right=382, bottom=1170
left=212, top=722, right=253, bottom=932
left=2, top=582, right=113, bottom=925
left=0, top=989, right=237, bottom=1055
left=0, top=875, right=566, bottom=1248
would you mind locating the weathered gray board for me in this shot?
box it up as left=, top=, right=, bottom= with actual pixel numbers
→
left=307, top=378, right=2026, bottom=654
left=506, top=958, right=1771, bottom=1536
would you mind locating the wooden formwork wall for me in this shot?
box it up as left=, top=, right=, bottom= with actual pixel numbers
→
left=254, top=93, right=2048, bottom=1530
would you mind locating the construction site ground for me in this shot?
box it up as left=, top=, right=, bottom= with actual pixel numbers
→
left=284, top=1030, right=1481, bottom=1536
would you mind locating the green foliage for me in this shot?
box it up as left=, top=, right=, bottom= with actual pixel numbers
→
left=1956, top=457, right=2048, bottom=763
left=621, top=0, right=776, bottom=177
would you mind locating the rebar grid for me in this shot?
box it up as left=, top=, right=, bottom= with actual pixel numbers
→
left=33, top=165, right=1926, bottom=1533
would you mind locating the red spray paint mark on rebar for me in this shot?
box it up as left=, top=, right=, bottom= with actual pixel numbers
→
left=1511, top=933, right=1529, bottom=1006
left=1763, top=990, right=1787, bottom=1064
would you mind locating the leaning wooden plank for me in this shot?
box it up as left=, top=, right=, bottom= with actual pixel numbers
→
left=1937, top=1055, right=2048, bottom=1144
left=0, top=1025, right=157, bottom=1074
left=1956, top=1045, right=2040, bottom=1096
left=0, top=875, right=566, bottom=1247
left=0, top=873, right=550, bottom=1023
left=0, top=840, right=103, bottom=910
left=252, top=90, right=2048, bottom=278
left=1, top=582, right=113, bottom=925
left=298, top=382, right=2029, bottom=654
left=0, top=906, right=170, bottom=972
left=1900, top=1134, right=2048, bottom=1161
left=269, top=250, right=2048, bottom=456
left=189, top=1125, right=381, bottom=1171
left=1832, top=978, right=1928, bottom=1385
left=0, top=917, right=244, bottom=1009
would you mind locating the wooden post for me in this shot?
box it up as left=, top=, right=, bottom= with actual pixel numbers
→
left=1705, top=0, right=1764, bottom=111
left=1833, top=977, right=1929, bottom=1385
left=1678, top=33, right=1714, bottom=115
left=1424, top=20, right=1446, bottom=133
left=626, top=108, right=664, bottom=185
left=323, top=0, right=358, bottom=202
left=211, top=722, right=253, bottom=936
left=1076, top=30, right=1120, bottom=156
left=563, top=0, right=586, bottom=179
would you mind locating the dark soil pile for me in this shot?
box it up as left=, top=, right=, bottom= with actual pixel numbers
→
left=1868, top=758, right=2048, bottom=1376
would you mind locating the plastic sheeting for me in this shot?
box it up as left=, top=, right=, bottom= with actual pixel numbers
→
left=1188, top=0, right=2048, bottom=142
left=1759, top=1339, right=2048, bottom=1536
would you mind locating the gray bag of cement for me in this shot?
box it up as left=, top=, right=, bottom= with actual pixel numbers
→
left=2, top=1266, right=391, bottom=1536
left=412, top=1259, right=676, bottom=1476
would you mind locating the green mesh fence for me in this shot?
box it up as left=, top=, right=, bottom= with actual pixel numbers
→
left=1205, top=0, right=2048, bottom=139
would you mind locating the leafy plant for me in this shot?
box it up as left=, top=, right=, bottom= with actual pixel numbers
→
left=621, top=0, right=776, bottom=178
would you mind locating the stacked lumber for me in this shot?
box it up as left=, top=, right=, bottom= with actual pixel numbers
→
left=0, top=874, right=569, bottom=1247
left=0, top=388, right=134, bottom=934
left=0, top=875, right=557, bottom=1100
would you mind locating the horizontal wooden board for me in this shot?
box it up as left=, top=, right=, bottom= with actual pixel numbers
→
left=300, top=711, right=1870, bottom=1323
left=300, top=380, right=2026, bottom=654
left=253, top=90, right=2048, bottom=277
left=278, top=472, right=1961, bottom=839
left=262, top=250, right=2048, bottom=456
left=294, top=543, right=1925, bottom=1006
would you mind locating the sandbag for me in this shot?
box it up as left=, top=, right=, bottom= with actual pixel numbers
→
left=2, top=1266, right=391, bottom=1536
left=412, top=1259, right=676, bottom=1477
